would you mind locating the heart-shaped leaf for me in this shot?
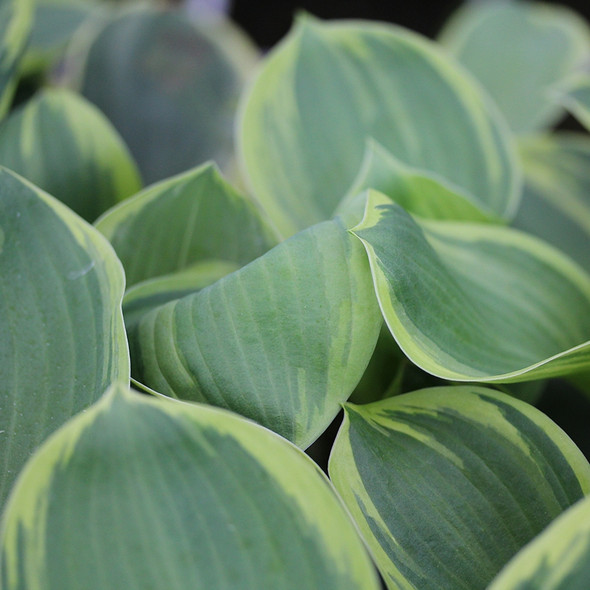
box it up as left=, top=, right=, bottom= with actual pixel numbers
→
left=514, top=133, right=590, bottom=274
left=439, top=0, right=590, bottom=134
left=0, top=168, right=128, bottom=506
left=0, top=385, right=380, bottom=590
left=129, top=218, right=382, bottom=448
left=68, top=4, right=258, bottom=184
left=488, top=494, right=590, bottom=589
left=95, top=162, right=277, bottom=287
left=329, top=386, right=590, bottom=590
left=0, top=0, right=32, bottom=119
left=0, top=88, right=141, bottom=221
left=239, top=16, right=519, bottom=237
left=352, top=190, right=590, bottom=382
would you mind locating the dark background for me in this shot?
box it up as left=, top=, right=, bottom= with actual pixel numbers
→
left=231, top=0, right=590, bottom=48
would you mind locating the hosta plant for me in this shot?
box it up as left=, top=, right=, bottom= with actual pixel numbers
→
left=1, top=0, right=590, bottom=588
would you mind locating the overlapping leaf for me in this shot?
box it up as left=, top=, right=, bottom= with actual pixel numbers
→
left=239, top=16, right=519, bottom=237
left=95, top=162, right=277, bottom=287
left=514, top=133, right=590, bottom=274
left=352, top=190, right=590, bottom=383
left=0, top=88, right=141, bottom=221
left=122, top=259, right=239, bottom=330
left=0, top=0, right=32, bottom=119
left=439, top=0, right=590, bottom=134
left=68, top=4, right=258, bottom=184
left=329, top=386, right=590, bottom=590
left=488, top=495, right=590, bottom=589
left=0, top=385, right=380, bottom=590
left=128, top=218, right=382, bottom=448
left=554, top=74, right=590, bottom=131
left=338, top=139, right=497, bottom=223
left=0, top=168, right=128, bottom=506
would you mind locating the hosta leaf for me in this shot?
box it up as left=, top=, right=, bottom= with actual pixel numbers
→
left=488, top=494, right=590, bottom=589
left=439, top=0, right=590, bottom=134
left=0, top=385, right=380, bottom=590
left=352, top=190, right=590, bottom=383
left=95, top=162, right=277, bottom=287
left=554, top=74, right=590, bottom=131
left=21, top=0, right=95, bottom=76
left=0, top=88, right=141, bottom=222
left=514, top=133, right=590, bottom=274
left=239, top=16, right=519, bottom=238
left=129, top=218, right=382, bottom=448
left=338, top=139, right=497, bottom=223
left=0, top=168, right=128, bottom=506
left=329, top=386, right=590, bottom=590
left=122, top=259, right=238, bottom=330
left=69, top=4, right=258, bottom=184
left=0, top=0, right=32, bottom=119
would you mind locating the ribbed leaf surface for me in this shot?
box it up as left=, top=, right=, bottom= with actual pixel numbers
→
left=352, top=190, right=590, bottom=382
left=129, top=219, right=382, bottom=448
left=96, top=163, right=277, bottom=286
left=329, top=386, right=590, bottom=590
left=0, top=385, right=380, bottom=590
left=239, top=16, right=519, bottom=237
left=0, top=168, right=128, bottom=506
left=489, top=495, right=590, bottom=590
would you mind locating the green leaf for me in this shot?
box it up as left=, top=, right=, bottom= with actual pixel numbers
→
left=513, top=133, right=590, bottom=275
left=439, top=0, right=590, bottom=134
left=129, top=218, right=382, bottom=448
left=553, top=74, right=590, bottom=131
left=328, top=385, right=590, bottom=590
left=95, top=162, right=277, bottom=287
left=122, top=259, right=239, bottom=331
left=0, top=87, right=141, bottom=222
left=352, top=190, right=590, bottom=382
left=0, top=0, right=32, bottom=119
left=20, top=0, right=96, bottom=76
left=0, top=167, right=129, bottom=507
left=239, top=16, right=519, bottom=238
left=0, top=385, right=380, bottom=590
left=338, top=139, right=498, bottom=223
left=68, top=4, right=258, bottom=184
left=488, top=494, right=590, bottom=589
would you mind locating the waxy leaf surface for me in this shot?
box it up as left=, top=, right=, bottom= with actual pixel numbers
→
left=0, top=385, right=380, bottom=590
left=129, top=219, right=382, bottom=448
left=0, top=168, right=128, bottom=506
left=329, top=386, right=590, bottom=590
left=514, top=133, right=590, bottom=274
left=352, top=191, right=590, bottom=383
left=96, top=162, right=277, bottom=287
left=0, top=0, right=32, bottom=119
left=239, top=17, right=519, bottom=237
left=0, top=88, right=141, bottom=221
left=439, top=0, right=590, bottom=134
left=488, top=494, right=590, bottom=590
